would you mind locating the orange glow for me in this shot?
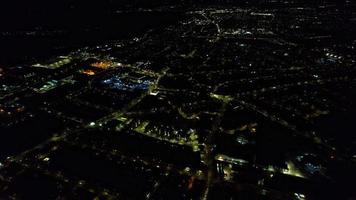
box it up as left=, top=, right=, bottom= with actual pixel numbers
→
left=16, top=107, right=25, bottom=113
left=188, top=176, right=195, bottom=190
left=81, top=69, right=96, bottom=76
left=90, top=61, right=112, bottom=69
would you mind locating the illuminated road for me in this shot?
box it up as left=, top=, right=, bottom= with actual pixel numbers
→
left=202, top=96, right=229, bottom=200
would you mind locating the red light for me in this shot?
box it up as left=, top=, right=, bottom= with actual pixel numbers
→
left=188, top=176, right=195, bottom=190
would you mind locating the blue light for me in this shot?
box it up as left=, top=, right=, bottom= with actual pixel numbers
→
left=102, top=76, right=150, bottom=91
left=304, top=163, right=321, bottom=174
